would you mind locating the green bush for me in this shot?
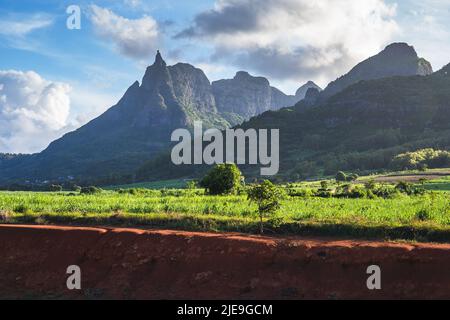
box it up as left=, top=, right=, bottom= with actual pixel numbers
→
left=288, top=188, right=314, bottom=198
left=14, top=204, right=29, bottom=214
left=49, top=184, right=63, bottom=192
left=314, top=190, right=333, bottom=198
left=200, top=163, right=243, bottom=195
left=80, top=186, right=102, bottom=195
left=373, top=185, right=399, bottom=198
left=335, top=185, right=367, bottom=198
left=415, top=209, right=432, bottom=221
left=395, top=182, right=426, bottom=196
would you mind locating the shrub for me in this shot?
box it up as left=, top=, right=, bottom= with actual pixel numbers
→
left=346, top=173, right=359, bottom=182
left=288, top=188, right=314, bottom=198
left=49, top=184, right=63, bottom=192
left=186, top=180, right=198, bottom=190
left=14, top=204, right=29, bottom=214
left=314, top=190, right=333, bottom=198
left=394, top=181, right=426, bottom=196
left=80, top=186, right=102, bottom=195
left=320, top=181, right=329, bottom=190
left=415, top=209, right=431, bottom=221
left=335, top=185, right=367, bottom=198
left=365, top=179, right=377, bottom=191
left=348, top=186, right=367, bottom=199
left=200, top=163, right=243, bottom=195
left=373, top=185, right=399, bottom=199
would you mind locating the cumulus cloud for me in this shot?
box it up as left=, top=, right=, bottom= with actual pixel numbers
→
left=178, top=0, right=399, bottom=83
left=0, top=70, right=72, bottom=154
left=90, top=5, right=160, bottom=60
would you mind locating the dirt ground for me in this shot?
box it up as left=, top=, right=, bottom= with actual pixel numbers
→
left=373, top=170, right=450, bottom=183
left=1, top=224, right=450, bottom=300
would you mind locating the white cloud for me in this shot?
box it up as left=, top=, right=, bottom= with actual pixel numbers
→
left=179, top=0, right=399, bottom=84
left=90, top=5, right=160, bottom=60
left=0, top=70, right=72, bottom=154
left=0, top=14, right=53, bottom=37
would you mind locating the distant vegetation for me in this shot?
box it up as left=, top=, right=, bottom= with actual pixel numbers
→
left=391, top=149, right=450, bottom=171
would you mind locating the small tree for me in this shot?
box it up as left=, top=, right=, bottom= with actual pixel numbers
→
left=200, top=163, right=243, bottom=195
left=248, top=180, right=285, bottom=234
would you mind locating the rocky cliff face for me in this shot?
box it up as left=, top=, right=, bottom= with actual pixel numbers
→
left=212, top=71, right=301, bottom=122
left=320, top=43, right=433, bottom=100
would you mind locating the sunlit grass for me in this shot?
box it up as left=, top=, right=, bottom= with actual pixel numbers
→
left=0, top=189, right=449, bottom=242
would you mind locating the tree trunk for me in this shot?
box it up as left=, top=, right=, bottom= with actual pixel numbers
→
left=259, top=214, right=264, bottom=235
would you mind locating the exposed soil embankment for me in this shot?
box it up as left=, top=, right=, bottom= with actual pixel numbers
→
left=1, top=225, right=450, bottom=299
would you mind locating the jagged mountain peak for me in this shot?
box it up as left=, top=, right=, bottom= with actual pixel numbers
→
left=154, top=50, right=166, bottom=67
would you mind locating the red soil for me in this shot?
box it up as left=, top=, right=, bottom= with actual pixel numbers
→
left=1, top=224, right=450, bottom=300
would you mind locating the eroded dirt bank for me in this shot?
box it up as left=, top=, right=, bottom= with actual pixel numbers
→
left=1, top=225, right=450, bottom=299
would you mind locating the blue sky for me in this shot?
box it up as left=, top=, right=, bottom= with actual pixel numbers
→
left=0, top=0, right=449, bottom=153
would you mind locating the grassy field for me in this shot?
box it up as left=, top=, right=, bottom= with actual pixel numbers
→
left=105, top=179, right=189, bottom=190
left=422, top=176, right=450, bottom=192
left=0, top=179, right=449, bottom=242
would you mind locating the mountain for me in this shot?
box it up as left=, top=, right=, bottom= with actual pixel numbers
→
left=318, top=43, right=433, bottom=101
left=236, top=63, right=450, bottom=179
left=295, top=81, right=322, bottom=100
left=0, top=52, right=231, bottom=183
left=3, top=44, right=443, bottom=185
left=0, top=52, right=300, bottom=185
left=137, top=62, right=450, bottom=182
left=212, top=71, right=300, bottom=123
